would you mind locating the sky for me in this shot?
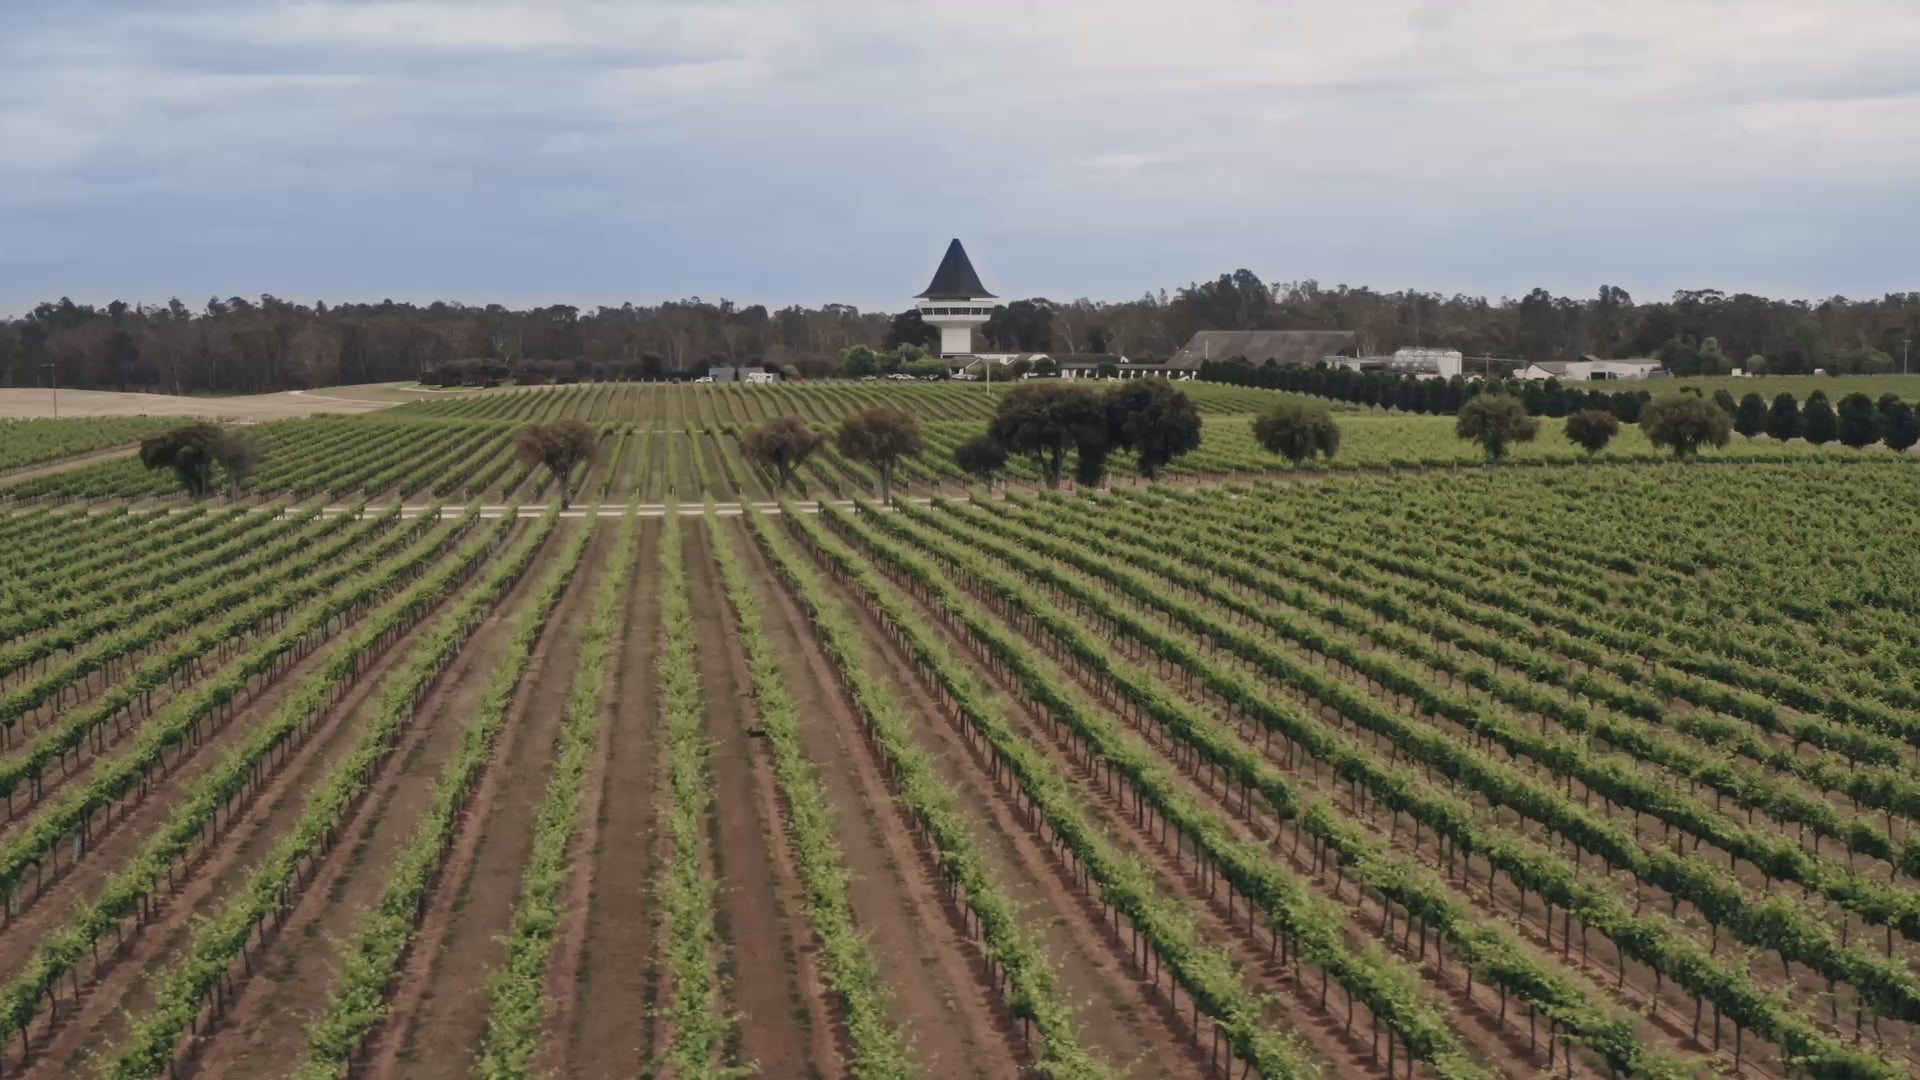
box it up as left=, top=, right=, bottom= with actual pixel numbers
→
left=2, top=0, right=1918, bottom=317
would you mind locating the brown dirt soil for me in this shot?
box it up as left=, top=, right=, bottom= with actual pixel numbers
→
left=695, top=435, right=732, bottom=500
left=578, top=435, right=619, bottom=500
left=0, top=524, right=462, bottom=975
left=798, top=520, right=1208, bottom=1078
left=683, top=523, right=837, bottom=1078
left=611, top=431, right=647, bottom=501
left=733, top=519, right=1023, bottom=1078
left=8, top=525, right=510, bottom=1078
left=587, top=434, right=628, bottom=502
left=533, top=523, right=640, bottom=1077
left=559, top=522, right=667, bottom=1078
left=0, top=388, right=398, bottom=421
left=369, top=525, right=611, bottom=1080
left=182, top=522, right=569, bottom=1076
left=671, top=434, right=702, bottom=499
left=512, top=467, right=548, bottom=504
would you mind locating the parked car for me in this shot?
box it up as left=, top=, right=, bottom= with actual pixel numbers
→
left=693, top=375, right=713, bottom=383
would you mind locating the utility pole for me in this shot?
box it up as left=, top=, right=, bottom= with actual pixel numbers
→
left=1904, top=339, right=1911, bottom=376
left=42, top=359, right=58, bottom=419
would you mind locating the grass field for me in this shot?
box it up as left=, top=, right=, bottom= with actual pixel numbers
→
left=4, top=382, right=1920, bottom=1078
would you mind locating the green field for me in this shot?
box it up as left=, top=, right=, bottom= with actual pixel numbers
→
left=1651, top=372, right=1920, bottom=401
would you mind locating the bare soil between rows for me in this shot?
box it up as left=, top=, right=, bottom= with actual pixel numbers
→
left=184, top=520, right=572, bottom=1076
left=366, top=523, right=609, bottom=1080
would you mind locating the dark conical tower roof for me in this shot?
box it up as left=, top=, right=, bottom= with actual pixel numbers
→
left=915, top=239, right=994, bottom=299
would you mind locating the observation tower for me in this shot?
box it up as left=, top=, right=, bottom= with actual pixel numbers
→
left=914, top=239, right=995, bottom=357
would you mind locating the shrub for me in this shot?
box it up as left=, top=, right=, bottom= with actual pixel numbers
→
left=1641, top=394, right=1732, bottom=460
left=1250, top=400, right=1341, bottom=466
left=1454, top=394, right=1538, bottom=461
left=1562, top=410, right=1620, bottom=458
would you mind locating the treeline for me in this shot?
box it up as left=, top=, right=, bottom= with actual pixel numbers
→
left=1200, top=358, right=1662, bottom=421
left=4, top=274, right=1916, bottom=395
left=1728, top=389, right=1920, bottom=450
left=1204, top=354, right=1920, bottom=450
left=0, top=296, right=891, bottom=395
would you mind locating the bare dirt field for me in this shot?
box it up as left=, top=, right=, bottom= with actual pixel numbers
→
left=0, top=386, right=417, bottom=420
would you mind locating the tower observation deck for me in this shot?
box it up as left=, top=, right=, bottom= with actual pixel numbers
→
left=914, top=239, right=994, bottom=357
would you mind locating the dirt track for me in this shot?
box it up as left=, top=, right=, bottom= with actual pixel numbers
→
left=0, top=387, right=410, bottom=421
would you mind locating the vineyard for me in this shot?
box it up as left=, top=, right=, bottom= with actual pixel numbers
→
left=0, top=388, right=1875, bottom=507
left=3, top=377, right=1920, bottom=1079
left=0, top=448, right=1912, bottom=1078
left=387, top=379, right=1319, bottom=425
left=0, top=418, right=177, bottom=474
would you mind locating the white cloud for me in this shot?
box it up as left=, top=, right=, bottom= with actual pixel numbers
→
left=1, top=0, right=1917, bottom=305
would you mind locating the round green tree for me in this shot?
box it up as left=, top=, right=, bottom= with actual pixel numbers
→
left=1562, top=409, right=1620, bottom=458
left=987, top=381, right=1107, bottom=488
left=514, top=420, right=598, bottom=508
left=1802, top=390, right=1838, bottom=445
left=741, top=416, right=826, bottom=491
left=1641, top=394, right=1732, bottom=460
left=1836, top=392, right=1881, bottom=448
left=1733, top=392, right=1767, bottom=438
left=1883, top=401, right=1920, bottom=453
left=138, top=422, right=260, bottom=499
left=1250, top=399, right=1341, bottom=466
left=1766, top=392, right=1801, bottom=441
left=1104, top=377, right=1202, bottom=480
left=952, top=433, right=1009, bottom=489
left=1454, top=394, right=1539, bottom=462
left=836, top=407, right=923, bottom=505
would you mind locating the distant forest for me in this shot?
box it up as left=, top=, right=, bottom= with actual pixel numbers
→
left=3, top=272, right=1917, bottom=394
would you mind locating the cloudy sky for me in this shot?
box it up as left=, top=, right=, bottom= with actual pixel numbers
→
left=3, top=0, right=1917, bottom=316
